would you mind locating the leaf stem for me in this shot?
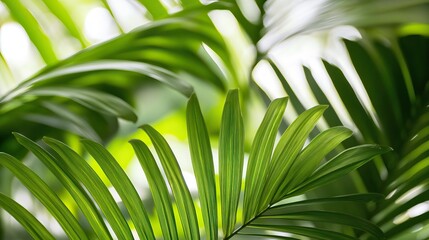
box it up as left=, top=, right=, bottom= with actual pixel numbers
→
left=224, top=205, right=271, bottom=240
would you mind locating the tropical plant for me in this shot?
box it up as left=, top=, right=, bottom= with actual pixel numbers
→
left=0, top=0, right=428, bottom=239
left=0, top=89, right=389, bottom=239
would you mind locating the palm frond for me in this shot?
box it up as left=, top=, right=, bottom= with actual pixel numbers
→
left=264, top=29, right=429, bottom=238
left=0, top=90, right=388, bottom=239
left=0, top=2, right=236, bottom=157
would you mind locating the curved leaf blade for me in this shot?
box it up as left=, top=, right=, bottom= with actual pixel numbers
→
left=261, top=211, right=384, bottom=239
left=277, top=126, right=353, bottom=198
left=13, top=133, right=112, bottom=240
left=82, top=139, right=155, bottom=240
left=260, top=105, right=327, bottom=207
left=0, top=193, right=55, bottom=240
left=1, top=61, right=194, bottom=103
left=247, top=224, right=356, bottom=240
left=130, top=139, right=179, bottom=240
left=0, top=153, right=87, bottom=240
left=291, top=145, right=392, bottom=196
left=135, top=0, right=168, bottom=19
left=242, top=97, right=288, bottom=222
left=267, top=193, right=384, bottom=215
left=219, top=90, right=244, bottom=236
left=43, top=138, right=133, bottom=240
left=142, top=125, right=200, bottom=239
left=186, top=94, right=217, bottom=239
left=28, top=87, right=138, bottom=122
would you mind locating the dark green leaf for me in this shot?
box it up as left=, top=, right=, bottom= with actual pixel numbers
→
left=28, top=87, right=138, bottom=122
left=290, top=145, right=392, bottom=196
left=260, top=211, right=384, bottom=239
left=247, top=224, right=356, bottom=240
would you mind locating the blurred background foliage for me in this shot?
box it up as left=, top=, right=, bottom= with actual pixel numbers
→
left=0, top=0, right=428, bottom=239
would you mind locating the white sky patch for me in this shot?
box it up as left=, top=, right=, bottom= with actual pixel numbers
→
left=84, top=7, right=120, bottom=43
left=0, top=23, right=39, bottom=79
left=107, top=0, right=149, bottom=32
left=237, top=0, right=260, bottom=24
left=408, top=202, right=429, bottom=218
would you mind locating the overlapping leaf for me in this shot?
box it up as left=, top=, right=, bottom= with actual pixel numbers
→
left=0, top=90, right=388, bottom=239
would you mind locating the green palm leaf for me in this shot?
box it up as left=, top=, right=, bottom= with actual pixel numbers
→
left=0, top=193, right=55, bottom=240
left=130, top=139, right=179, bottom=239
left=0, top=153, right=88, bottom=239
left=142, top=124, right=200, bottom=239
left=219, top=90, right=244, bottom=236
left=0, top=90, right=388, bottom=239
left=43, top=138, right=134, bottom=240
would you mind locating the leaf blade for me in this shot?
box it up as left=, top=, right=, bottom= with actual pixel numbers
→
left=0, top=153, right=88, bottom=240
left=13, top=133, right=112, bottom=240
left=186, top=94, right=217, bottom=239
left=142, top=125, right=200, bottom=239
left=260, top=105, right=327, bottom=208
left=130, top=139, right=179, bottom=240
left=261, top=211, right=384, bottom=239
left=2, top=0, right=57, bottom=64
left=0, top=193, right=55, bottom=240
left=43, top=138, right=133, bottom=240
left=242, top=97, right=288, bottom=222
left=290, top=145, right=392, bottom=196
left=278, top=126, right=353, bottom=198
left=82, top=139, right=155, bottom=240
left=219, top=90, right=244, bottom=236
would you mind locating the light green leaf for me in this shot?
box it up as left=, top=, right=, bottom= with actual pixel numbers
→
left=40, top=0, right=86, bottom=46
left=130, top=140, right=179, bottom=239
left=142, top=125, right=200, bottom=239
left=43, top=137, right=133, bottom=240
left=243, top=97, right=288, bottom=222
left=135, top=0, right=168, bottom=19
left=82, top=139, right=155, bottom=240
left=276, top=126, right=353, bottom=199
left=0, top=193, right=55, bottom=240
left=290, top=145, right=392, bottom=196
left=219, top=90, right=244, bottom=236
left=13, top=133, right=112, bottom=240
left=1, top=0, right=57, bottom=64
left=260, top=105, right=327, bottom=209
left=186, top=94, right=217, bottom=239
left=0, top=153, right=88, bottom=240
